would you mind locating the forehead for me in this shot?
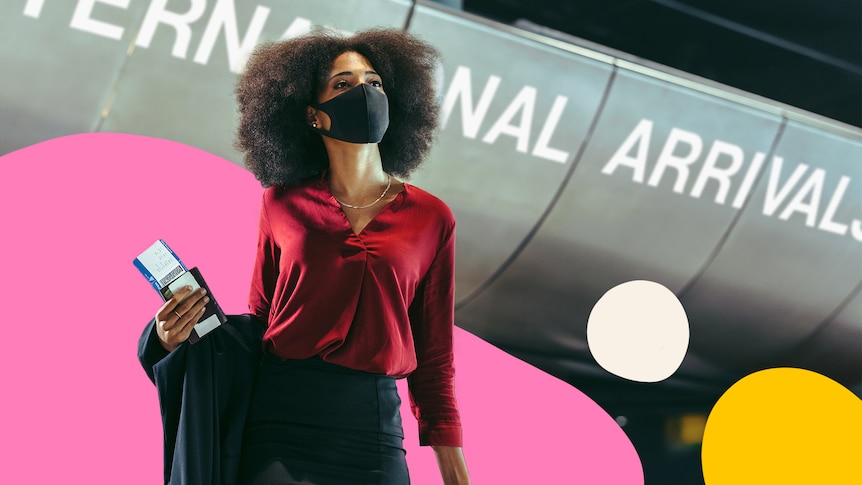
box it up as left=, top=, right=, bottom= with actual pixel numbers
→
left=328, top=51, right=376, bottom=74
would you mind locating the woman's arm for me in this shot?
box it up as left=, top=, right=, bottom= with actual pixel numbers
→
left=406, top=210, right=470, bottom=482
left=248, top=190, right=280, bottom=322
left=433, top=446, right=471, bottom=485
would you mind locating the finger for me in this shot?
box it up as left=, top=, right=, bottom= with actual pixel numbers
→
left=157, top=304, right=187, bottom=332
left=158, top=310, right=183, bottom=333
left=190, top=294, right=210, bottom=315
left=159, top=311, right=182, bottom=333
left=161, top=305, right=205, bottom=346
left=173, top=294, right=211, bottom=333
left=174, top=287, right=208, bottom=315
left=156, top=285, right=195, bottom=319
left=173, top=306, right=207, bottom=342
left=157, top=289, right=202, bottom=333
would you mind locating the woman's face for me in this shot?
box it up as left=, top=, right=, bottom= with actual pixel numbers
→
left=310, top=51, right=384, bottom=131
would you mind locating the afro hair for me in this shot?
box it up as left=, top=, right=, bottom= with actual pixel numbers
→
left=235, top=28, right=441, bottom=187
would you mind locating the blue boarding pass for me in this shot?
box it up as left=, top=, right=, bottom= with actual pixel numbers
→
left=133, top=239, right=188, bottom=293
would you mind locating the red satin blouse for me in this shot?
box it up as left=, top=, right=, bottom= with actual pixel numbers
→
left=248, top=178, right=462, bottom=447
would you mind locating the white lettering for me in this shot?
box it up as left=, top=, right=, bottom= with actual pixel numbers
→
left=851, top=219, right=862, bottom=242
left=482, top=86, right=536, bottom=154
left=136, top=0, right=207, bottom=59
left=70, top=0, right=130, bottom=40
left=23, top=0, right=45, bottom=18
left=648, top=128, right=703, bottom=193
left=690, top=140, right=744, bottom=204
left=779, top=168, right=824, bottom=226
left=280, top=16, right=312, bottom=39
left=440, top=66, right=500, bottom=139
left=439, top=67, right=570, bottom=162
left=763, top=157, right=807, bottom=217
left=193, top=0, right=269, bottom=73
left=817, top=176, right=851, bottom=235
left=601, top=118, right=653, bottom=183
left=731, top=152, right=766, bottom=209
left=598, top=121, right=856, bottom=241
left=532, top=95, right=570, bottom=163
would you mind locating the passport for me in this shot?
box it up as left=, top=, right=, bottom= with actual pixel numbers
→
left=134, top=240, right=226, bottom=344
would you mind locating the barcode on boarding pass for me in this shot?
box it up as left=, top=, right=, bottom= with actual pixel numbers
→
left=159, top=266, right=185, bottom=287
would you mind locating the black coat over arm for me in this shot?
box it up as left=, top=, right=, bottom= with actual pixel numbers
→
left=138, top=314, right=265, bottom=485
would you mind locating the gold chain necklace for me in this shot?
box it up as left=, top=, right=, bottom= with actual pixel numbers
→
left=332, top=173, right=392, bottom=209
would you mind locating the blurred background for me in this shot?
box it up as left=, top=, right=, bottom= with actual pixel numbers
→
left=454, top=1, right=861, bottom=482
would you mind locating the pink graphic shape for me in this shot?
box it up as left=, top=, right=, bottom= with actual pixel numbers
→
left=0, top=133, right=643, bottom=484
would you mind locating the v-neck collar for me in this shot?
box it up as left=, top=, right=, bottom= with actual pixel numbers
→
left=317, top=178, right=409, bottom=237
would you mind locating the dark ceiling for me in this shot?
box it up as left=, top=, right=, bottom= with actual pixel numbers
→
left=464, top=0, right=862, bottom=127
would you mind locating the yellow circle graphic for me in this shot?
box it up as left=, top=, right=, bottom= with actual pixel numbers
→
left=702, top=368, right=862, bottom=485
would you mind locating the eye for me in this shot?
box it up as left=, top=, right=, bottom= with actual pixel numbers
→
left=369, top=79, right=383, bottom=88
left=333, top=80, right=350, bottom=89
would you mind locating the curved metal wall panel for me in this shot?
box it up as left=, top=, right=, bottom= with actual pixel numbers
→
left=455, top=68, right=784, bottom=357
left=406, top=5, right=613, bottom=301
left=778, top=288, right=862, bottom=386
left=0, top=0, right=412, bottom=160
left=790, top=288, right=862, bottom=382
left=98, top=0, right=412, bottom=163
left=682, top=122, right=862, bottom=382
left=0, top=1, right=149, bottom=154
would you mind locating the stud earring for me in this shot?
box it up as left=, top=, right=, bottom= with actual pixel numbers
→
left=312, top=122, right=318, bottom=128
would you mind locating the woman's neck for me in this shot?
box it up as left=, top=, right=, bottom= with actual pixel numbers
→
left=323, top=140, right=387, bottom=199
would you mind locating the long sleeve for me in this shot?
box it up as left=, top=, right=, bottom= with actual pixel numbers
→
left=248, top=191, right=280, bottom=324
left=138, top=318, right=170, bottom=384
left=406, top=221, right=463, bottom=447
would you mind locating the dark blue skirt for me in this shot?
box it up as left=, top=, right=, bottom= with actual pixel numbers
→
left=239, top=353, right=410, bottom=485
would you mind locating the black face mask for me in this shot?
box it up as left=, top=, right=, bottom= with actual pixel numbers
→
left=311, top=84, right=390, bottom=144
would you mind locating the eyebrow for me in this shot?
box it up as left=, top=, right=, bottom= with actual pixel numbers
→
left=327, top=70, right=380, bottom=82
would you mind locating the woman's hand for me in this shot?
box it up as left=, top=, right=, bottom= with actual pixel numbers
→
left=432, top=446, right=470, bottom=485
left=154, top=285, right=209, bottom=352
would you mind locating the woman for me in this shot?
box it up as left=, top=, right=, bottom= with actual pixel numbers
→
left=153, top=28, right=470, bottom=485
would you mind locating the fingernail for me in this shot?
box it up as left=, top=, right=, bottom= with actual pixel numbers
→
left=183, top=285, right=193, bottom=291
left=204, top=297, right=210, bottom=303
left=201, top=288, right=208, bottom=295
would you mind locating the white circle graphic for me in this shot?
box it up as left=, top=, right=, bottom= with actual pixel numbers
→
left=587, top=280, right=690, bottom=382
